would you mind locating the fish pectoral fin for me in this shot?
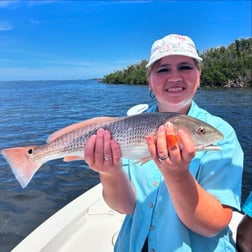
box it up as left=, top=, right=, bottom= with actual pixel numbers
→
left=166, top=134, right=180, bottom=147
left=63, top=156, right=83, bottom=162
left=47, top=117, right=121, bottom=143
left=132, top=156, right=152, bottom=166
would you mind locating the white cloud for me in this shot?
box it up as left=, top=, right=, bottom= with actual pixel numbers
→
left=25, top=0, right=59, bottom=7
left=0, top=22, right=14, bottom=31
left=0, top=0, right=19, bottom=8
left=92, top=0, right=175, bottom=5
left=28, top=19, right=41, bottom=25
left=0, top=0, right=58, bottom=8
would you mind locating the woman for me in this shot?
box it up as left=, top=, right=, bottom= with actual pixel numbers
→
left=236, top=191, right=252, bottom=252
left=84, top=34, right=243, bottom=251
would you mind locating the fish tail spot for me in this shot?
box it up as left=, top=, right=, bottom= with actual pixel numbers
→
left=1, top=146, right=42, bottom=188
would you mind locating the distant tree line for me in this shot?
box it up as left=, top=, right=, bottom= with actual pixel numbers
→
left=102, top=60, right=148, bottom=85
left=102, top=38, right=252, bottom=88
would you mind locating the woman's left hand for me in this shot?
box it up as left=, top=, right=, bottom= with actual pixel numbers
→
left=146, top=122, right=196, bottom=178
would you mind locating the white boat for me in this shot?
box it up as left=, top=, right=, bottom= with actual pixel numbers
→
left=11, top=105, right=244, bottom=251
left=12, top=182, right=243, bottom=252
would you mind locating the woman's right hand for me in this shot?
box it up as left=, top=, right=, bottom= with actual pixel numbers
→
left=84, top=128, right=123, bottom=175
left=85, top=128, right=136, bottom=214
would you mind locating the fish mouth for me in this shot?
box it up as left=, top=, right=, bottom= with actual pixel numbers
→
left=195, top=144, right=221, bottom=152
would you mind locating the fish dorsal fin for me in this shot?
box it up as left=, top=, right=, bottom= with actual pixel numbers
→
left=47, top=117, right=120, bottom=143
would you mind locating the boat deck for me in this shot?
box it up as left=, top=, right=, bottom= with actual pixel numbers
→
left=12, top=183, right=243, bottom=251
left=12, top=184, right=124, bottom=252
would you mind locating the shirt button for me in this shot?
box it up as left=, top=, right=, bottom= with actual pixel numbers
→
left=149, top=202, right=154, bottom=208
left=150, top=249, right=155, bottom=252
left=150, top=225, right=154, bottom=231
left=152, top=181, right=158, bottom=187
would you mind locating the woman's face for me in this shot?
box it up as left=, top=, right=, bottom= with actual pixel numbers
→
left=148, top=55, right=201, bottom=113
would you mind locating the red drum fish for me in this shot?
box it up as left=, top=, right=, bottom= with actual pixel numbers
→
left=1, top=113, right=223, bottom=188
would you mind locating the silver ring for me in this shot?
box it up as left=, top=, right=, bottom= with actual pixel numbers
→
left=104, top=156, right=112, bottom=161
left=158, top=154, right=169, bottom=161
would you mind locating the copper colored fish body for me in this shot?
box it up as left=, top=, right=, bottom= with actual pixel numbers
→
left=1, top=113, right=224, bottom=188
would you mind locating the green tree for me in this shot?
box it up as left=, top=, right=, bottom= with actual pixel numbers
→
left=102, top=60, right=148, bottom=85
left=200, top=38, right=252, bottom=87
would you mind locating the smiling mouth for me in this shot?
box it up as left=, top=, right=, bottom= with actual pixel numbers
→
left=166, top=87, right=184, bottom=92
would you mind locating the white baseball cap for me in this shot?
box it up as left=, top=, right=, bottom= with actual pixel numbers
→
left=146, top=34, right=202, bottom=68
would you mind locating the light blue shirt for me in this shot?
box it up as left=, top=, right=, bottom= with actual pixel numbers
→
left=242, top=191, right=252, bottom=217
left=114, top=101, right=243, bottom=252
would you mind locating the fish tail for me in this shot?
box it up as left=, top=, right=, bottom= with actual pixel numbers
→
left=1, top=146, right=42, bottom=188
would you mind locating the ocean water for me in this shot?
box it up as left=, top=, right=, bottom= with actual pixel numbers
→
left=0, top=80, right=251, bottom=251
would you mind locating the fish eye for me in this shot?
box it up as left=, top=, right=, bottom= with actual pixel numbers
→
left=27, top=149, right=33, bottom=155
left=197, top=126, right=206, bottom=134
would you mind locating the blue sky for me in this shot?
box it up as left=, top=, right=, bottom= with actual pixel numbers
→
left=0, top=0, right=251, bottom=81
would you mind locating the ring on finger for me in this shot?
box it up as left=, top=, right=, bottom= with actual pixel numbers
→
left=158, top=154, right=169, bottom=161
left=104, top=156, right=113, bottom=161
